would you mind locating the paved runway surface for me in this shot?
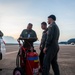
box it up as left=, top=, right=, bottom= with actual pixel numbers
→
left=0, top=45, right=75, bottom=75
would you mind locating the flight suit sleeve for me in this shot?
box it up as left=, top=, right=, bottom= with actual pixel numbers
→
left=20, top=30, right=24, bottom=38
left=40, top=32, right=44, bottom=49
left=34, top=31, right=37, bottom=38
left=40, top=31, right=47, bottom=49
left=33, top=31, right=38, bottom=41
left=45, top=25, right=54, bottom=48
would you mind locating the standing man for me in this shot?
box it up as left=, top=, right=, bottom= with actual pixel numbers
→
left=42, top=15, right=60, bottom=75
left=19, top=23, right=37, bottom=48
left=0, top=30, right=3, bottom=38
left=0, top=30, right=3, bottom=71
left=39, top=22, right=48, bottom=72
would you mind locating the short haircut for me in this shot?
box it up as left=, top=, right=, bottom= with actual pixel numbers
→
left=28, top=23, right=33, bottom=26
left=48, top=15, right=56, bottom=21
left=41, top=22, right=47, bottom=26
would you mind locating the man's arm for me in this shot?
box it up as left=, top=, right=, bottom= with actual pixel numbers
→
left=34, top=31, right=37, bottom=38
left=45, top=26, right=54, bottom=48
left=39, top=39, right=43, bottom=50
left=43, top=26, right=55, bottom=53
left=33, top=31, right=38, bottom=41
left=18, top=30, right=24, bottom=41
left=43, top=26, right=54, bottom=53
left=40, top=31, right=47, bottom=50
left=20, top=30, right=25, bottom=38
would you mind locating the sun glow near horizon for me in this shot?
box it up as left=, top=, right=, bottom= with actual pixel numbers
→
left=0, top=0, right=75, bottom=41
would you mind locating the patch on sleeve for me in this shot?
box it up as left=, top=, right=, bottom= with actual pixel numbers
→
left=49, top=25, right=52, bottom=27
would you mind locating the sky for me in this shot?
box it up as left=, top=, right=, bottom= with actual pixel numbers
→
left=0, top=0, right=75, bottom=42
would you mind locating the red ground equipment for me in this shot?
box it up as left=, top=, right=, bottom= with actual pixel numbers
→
left=13, top=38, right=39, bottom=75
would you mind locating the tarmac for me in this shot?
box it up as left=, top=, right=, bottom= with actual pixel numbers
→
left=0, top=45, right=75, bottom=75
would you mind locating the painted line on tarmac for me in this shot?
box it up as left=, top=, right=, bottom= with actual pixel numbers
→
left=6, top=51, right=18, bottom=55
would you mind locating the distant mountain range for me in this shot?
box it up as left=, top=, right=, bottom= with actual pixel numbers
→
left=2, top=36, right=40, bottom=45
left=59, top=38, right=75, bottom=45
left=2, top=36, right=75, bottom=45
left=3, top=36, right=18, bottom=44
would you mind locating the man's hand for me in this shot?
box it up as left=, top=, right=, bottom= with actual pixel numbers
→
left=30, top=47, right=34, bottom=51
left=39, top=46, right=42, bottom=50
left=39, top=44, right=43, bottom=50
left=43, top=47, right=47, bottom=53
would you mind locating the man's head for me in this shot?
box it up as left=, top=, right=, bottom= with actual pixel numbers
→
left=48, top=15, right=56, bottom=24
left=41, top=22, right=47, bottom=30
left=27, top=23, right=33, bottom=30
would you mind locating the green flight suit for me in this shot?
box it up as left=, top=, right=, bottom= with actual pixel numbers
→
left=20, top=29, right=37, bottom=47
left=39, top=28, right=48, bottom=70
left=42, top=22, right=60, bottom=75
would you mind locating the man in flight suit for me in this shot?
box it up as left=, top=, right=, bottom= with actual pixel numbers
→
left=0, top=30, right=3, bottom=71
left=42, top=15, right=60, bottom=75
left=19, top=23, right=37, bottom=48
left=39, top=22, right=48, bottom=72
